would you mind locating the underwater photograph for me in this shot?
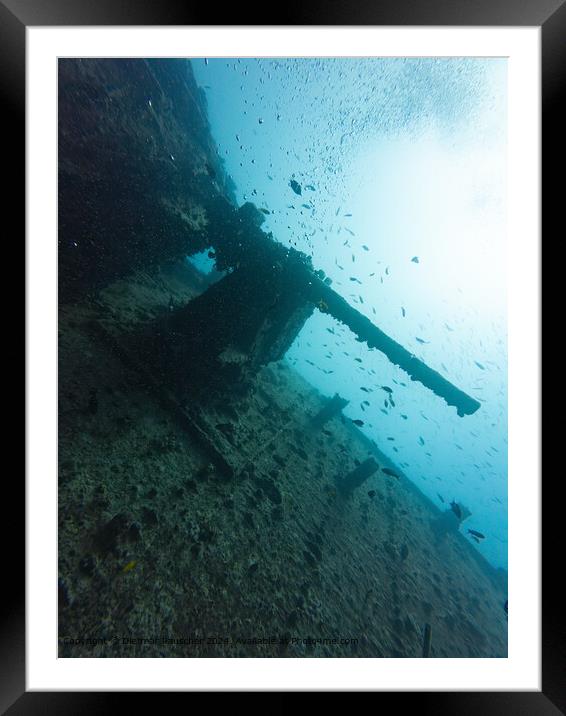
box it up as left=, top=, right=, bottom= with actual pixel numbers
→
left=58, top=57, right=508, bottom=658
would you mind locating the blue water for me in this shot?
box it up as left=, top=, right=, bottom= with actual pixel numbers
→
left=192, top=57, right=508, bottom=570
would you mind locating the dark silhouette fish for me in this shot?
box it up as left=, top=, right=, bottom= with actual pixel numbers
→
left=411, top=256, right=419, bottom=263
left=352, top=419, right=364, bottom=427
left=382, top=467, right=399, bottom=478
left=289, top=179, right=302, bottom=195
left=467, top=529, right=485, bottom=540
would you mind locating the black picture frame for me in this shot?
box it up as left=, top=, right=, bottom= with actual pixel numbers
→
left=11, top=0, right=556, bottom=709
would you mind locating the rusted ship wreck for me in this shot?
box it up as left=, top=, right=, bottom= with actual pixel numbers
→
left=58, top=59, right=507, bottom=658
